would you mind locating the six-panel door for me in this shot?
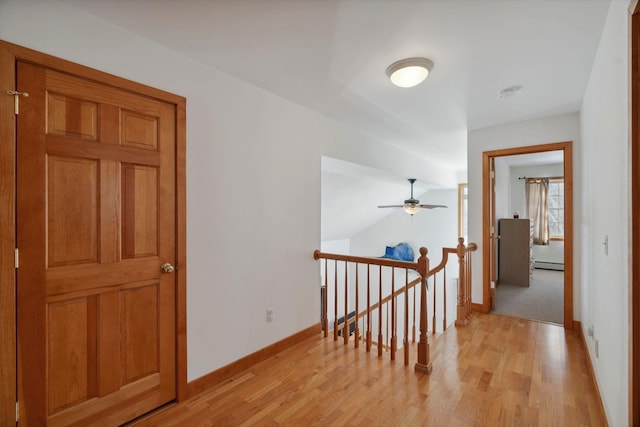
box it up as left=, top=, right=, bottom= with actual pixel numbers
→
left=17, top=61, right=176, bottom=426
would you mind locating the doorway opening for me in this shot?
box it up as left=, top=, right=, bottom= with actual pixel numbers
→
left=491, top=152, right=565, bottom=324
left=482, top=141, right=574, bottom=328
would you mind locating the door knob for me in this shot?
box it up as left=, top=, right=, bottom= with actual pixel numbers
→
left=161, top=263, right=175, bottom=273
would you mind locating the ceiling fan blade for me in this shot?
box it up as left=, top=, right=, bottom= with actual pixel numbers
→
left=378, top=180, right=447, bottom=211
left=416, top=204, right=448, bottom=209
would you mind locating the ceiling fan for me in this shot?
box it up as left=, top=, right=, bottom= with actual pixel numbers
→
left=378, top=178, right=447, bottom=215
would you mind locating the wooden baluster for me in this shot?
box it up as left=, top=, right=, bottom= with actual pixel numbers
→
left=415, top=247, right=432, bottom=374
left=443, top=267, right=448, bottom=332
left=464, top=249, right=468, bottom=319
left=391, top=268, right=396, bottom=361
left=432, top=272, right=437, bottom=334
left=404, top=269, right=409, bottom=365
left=455, top=237, right=468, bottom=327
left=386, top=301, right=389, bottom=351
left=334, top=259, right=339, bottom=341
left=323, top=260, right=328, bottom=337
left=467, top=248, right=472, bottom=320
left=366, top=264, right=372, bottom=352
left=343, top=261, right=349, bottom=344
left=412, top=280, right=416, bottom=343
left=354, top=263, right=359, bottom=348
left=378, top=265, right=383, bottom=357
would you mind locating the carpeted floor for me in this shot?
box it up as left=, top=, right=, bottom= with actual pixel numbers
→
left=493, top=268, right=564, bottom=325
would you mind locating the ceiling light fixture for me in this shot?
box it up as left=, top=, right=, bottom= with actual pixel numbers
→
left=386, top=58, right=434, bottom=88
left=378, top=178, right=447, bottom=215
left=403, top=203, right=420, bottom=216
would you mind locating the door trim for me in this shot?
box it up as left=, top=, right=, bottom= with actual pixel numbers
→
left=630, top=1, right=639, bottom=424
left=481, top=141, right=574, bottom=329
left=0, top=42, right=17, bottom=426
left=0, top=40, right=188, bottom=426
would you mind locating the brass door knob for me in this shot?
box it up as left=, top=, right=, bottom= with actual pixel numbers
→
left=161, top=263, right=175, bottom=273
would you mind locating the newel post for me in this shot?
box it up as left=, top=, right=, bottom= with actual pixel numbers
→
left=455, top=237, right=468, bottom=326
left=414, top=247, right=432, bottom=374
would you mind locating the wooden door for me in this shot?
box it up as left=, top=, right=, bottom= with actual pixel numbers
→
left=16, top=61, right=176, bottom=425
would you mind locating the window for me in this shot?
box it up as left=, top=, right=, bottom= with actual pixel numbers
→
left=458, top=183, right=468, bottom=242
left=547, top=179, right=564, bottom=240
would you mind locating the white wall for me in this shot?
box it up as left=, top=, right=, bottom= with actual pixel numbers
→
left=579, top=1, right=630, bottom=425
left=467, top=113, right=580, bottom=307
left=321, top=239, right=351, bottom=254
left=0, top=0, right=449, bottom=382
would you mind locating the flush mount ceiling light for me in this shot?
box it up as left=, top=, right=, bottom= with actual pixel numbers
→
left=386, top=58, right=434, bottom=88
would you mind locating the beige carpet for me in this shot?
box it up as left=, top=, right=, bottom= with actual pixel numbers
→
left=493, top=268, right=564, bottom=325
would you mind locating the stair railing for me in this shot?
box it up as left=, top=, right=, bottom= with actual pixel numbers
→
left=426, top=237, right=478, bottom=329
left=313, top=239, right=477, bottom=375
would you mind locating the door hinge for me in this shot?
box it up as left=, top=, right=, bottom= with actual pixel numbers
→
left=15, top=401, right=19, bottom=422
left=6, top=90, right=29, bottom=115
left=490, top=170, right=495, bottom=179
left=15, top=248, right=19, bottom=269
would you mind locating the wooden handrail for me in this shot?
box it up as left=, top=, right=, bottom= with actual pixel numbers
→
left=313, top=250, right=418, bottom=270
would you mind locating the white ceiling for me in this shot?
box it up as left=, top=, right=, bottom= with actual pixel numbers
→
left=59, top=0, right=611, bottom=240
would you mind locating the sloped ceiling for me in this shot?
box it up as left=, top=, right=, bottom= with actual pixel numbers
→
left=321, top=157, right=438, bottom=241
left=59, top=0, right=610, bottom=239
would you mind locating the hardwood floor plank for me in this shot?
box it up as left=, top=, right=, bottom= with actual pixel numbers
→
left=132, top=313, right=606, bottom=426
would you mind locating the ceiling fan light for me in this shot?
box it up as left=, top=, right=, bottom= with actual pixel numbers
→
left=386, top=58, right=434, bottom=88
left=403, top=203, right=420, bottom=215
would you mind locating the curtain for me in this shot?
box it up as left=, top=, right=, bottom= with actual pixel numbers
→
left=526, top=178, right=549, bottom=245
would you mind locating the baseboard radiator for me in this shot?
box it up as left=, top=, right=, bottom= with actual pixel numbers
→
left=533, top=261, right=564, bottom=271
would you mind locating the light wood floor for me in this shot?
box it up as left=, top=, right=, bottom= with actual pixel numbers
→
left=132, top=313, right=606, bottom=426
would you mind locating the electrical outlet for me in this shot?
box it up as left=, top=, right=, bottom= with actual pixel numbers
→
left=266, top=308, right=275, bottom=323
left=595, top=339, right=599, bottom=358
left=587, top=326, right=594, bottom=337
